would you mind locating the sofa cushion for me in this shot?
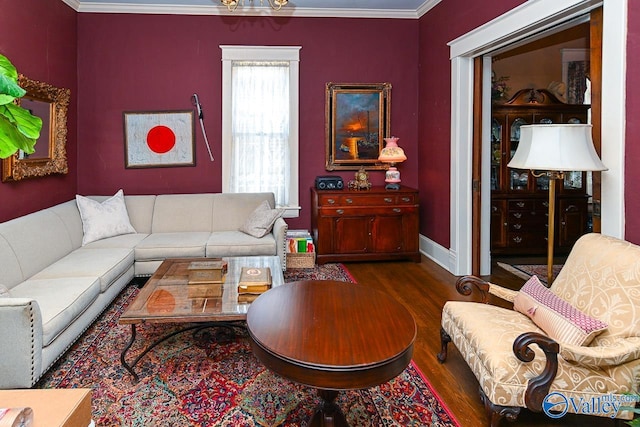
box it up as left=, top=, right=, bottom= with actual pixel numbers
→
left=31, top=248, right=134, bottom=293
left=0, top=209, right=74, bottom=283
left=10, top=277, right=101, bottom=346
left=83, top=233, right=149, bottom=250
left=206, top=231, right=276, bottom=258
left=0, top=234, right=23, bottom=288
left=76, top=189, right=136, bottom=246
left=135, top=232, right=209, bottom=260
left=514, top=275, right=608, bottom=346
left=151, top=194, right=215, bottom=233
left=239, top=200, right=285, bottom=238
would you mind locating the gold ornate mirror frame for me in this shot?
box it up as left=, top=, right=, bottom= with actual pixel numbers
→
left=1, top=74, right=70, bottom=182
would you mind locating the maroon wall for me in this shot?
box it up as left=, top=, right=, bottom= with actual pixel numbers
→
left=0, top=0, right=77, bottom=222
left=76, top=14, right=419, bottom=230
left=625, top=1, right=640, bottom=243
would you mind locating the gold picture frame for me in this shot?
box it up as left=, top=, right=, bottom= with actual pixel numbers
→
left=2, top=75, right=70, bottom=182
left=325, top=82, right=391, bottom=171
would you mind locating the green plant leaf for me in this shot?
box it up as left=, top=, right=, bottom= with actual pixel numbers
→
left=0, top=54, right=24, bottom=105
left=0, top=109, right=38, bottom=158
left=0, top=54, right=19, bottom=81
left=0, top=102, right=42, bottom=139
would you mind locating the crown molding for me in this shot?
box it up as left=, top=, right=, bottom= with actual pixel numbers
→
left=59, top=0, right=430, bottom=19
left=416, top=0, right=442, bottom=18
left=60, top=0, right=81, bottom=10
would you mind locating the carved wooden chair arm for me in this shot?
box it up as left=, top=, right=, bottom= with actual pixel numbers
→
left=455, top=275, right=490, bottom=303
left=513, top=332, right=560, bottom=412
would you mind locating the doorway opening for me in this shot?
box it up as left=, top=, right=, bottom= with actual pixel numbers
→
left=487, top=22, right=595, bottom=276
left=447, top=0, right=625, bottom=277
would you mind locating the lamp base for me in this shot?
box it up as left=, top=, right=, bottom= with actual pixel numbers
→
left=385, top=183, right=401, bottom=190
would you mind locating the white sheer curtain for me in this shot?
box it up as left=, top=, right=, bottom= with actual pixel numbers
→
left=230, top=61, right=290, bottom=207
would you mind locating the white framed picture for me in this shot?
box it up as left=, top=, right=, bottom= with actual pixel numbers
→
left=123, top=110, right=195, bottom=168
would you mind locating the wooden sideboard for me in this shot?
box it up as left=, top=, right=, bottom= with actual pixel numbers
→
left=311, top=186, right=420, bottom=264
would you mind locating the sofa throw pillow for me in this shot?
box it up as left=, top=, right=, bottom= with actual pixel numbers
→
left=513, top=275, right=608, bottom=346
left=76, top=189, right=136, bottom=246
left=239, top=200, right=284, bottom=238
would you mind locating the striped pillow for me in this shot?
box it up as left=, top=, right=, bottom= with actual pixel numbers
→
left=513, top=275, right=608, bottom=346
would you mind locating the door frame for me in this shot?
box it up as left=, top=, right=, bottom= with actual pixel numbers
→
left=448, top=0, right=626, bottom=276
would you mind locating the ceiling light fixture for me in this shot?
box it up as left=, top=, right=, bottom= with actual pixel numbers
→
left=221, top=0, right=288, bottom=12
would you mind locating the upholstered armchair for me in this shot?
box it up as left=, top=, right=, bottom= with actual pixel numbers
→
left=438, top=233, right=640, bottom=426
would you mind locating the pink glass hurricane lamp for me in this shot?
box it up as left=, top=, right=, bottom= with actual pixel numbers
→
left=378, top=137, right=407, bottom=190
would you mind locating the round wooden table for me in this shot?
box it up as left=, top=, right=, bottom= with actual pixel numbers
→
left=246, top=280, right=416, bottom=427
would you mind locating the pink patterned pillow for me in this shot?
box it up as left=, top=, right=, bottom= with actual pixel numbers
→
left=513, top=275, right=608, bottom=346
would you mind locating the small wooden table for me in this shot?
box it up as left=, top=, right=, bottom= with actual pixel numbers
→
left=246, top=280, right=416, bottom=427
left=119, top=256, right=284, bottom=380
left=0, top=388, right=92, bottom=427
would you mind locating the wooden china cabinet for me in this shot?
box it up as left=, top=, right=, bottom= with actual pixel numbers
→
left=491, top=88, right=591, bottom=255
left=311, top=186, right=420, bottom=264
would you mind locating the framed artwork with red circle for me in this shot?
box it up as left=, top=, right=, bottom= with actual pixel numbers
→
left=123, top=110, right=195, bottom=168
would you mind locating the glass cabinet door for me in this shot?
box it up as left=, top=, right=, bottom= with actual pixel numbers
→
left=509, top=117, right=529, bottom=191
left=563, top=171, right=584, bottom=191
left=491, top=118, right=501, bottom=191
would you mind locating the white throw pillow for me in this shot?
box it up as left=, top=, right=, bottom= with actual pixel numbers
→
left=239, top=200, right=284, bottom=238
left=76, top=189, right=136, bottom=246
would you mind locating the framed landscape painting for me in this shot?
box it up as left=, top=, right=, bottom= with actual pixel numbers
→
left=325, top=82, right=391, bottom=171
left=124, top=110, right=195, bottom=168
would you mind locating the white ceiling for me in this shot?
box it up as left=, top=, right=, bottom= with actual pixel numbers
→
left=62, top=0, right=441, bottom=19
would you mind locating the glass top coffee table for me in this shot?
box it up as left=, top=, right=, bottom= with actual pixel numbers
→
left=119, top=256, right=284, bottom=380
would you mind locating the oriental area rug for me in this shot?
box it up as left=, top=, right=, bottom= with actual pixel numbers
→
left=497, top=262, right=563, bottom=284
left=36, top=263, right=459, bottom=427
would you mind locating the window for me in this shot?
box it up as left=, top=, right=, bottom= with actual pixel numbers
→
left=221, top=45, right=301, bottom=217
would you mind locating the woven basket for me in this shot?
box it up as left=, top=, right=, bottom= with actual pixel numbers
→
left=286, top=252, right=316, bottom=269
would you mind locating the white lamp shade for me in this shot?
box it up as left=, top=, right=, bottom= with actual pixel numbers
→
left=507, top=124, right=607, bottom=172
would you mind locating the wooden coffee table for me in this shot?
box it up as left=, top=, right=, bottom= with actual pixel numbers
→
left=246, top=280, right=416, bottom=427
left=119, top=256, right=284, bottom=380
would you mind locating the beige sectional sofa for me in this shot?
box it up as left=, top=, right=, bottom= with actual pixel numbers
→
left=0, top=192, right=287, bottom=389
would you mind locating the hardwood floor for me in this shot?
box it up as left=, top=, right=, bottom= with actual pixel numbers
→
left=342, top=258, right=617, bottom=427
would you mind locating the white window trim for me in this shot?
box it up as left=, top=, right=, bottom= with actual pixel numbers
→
left=220, top=45, right=301, bottom=218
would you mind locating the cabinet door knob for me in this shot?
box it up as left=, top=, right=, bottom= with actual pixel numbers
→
left=513, top=236, right=523, bottom=243
left=513, top=224, right=522, bottom=229
left=384, top=197, right=393, bottom=203
left=392, top=208, right=401, bottom=213
left=516, top=201, right=525, bottom=208
left=513, top=212, right=522, bottom=219
left=328, top=198, right=335, bottom=204
left=345, top=198, right=353, bottom=204
left=401, top=197, right=411, bottom=202
left=336, top=209, right=344, bottom=215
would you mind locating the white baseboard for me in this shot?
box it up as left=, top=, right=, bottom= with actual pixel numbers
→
left=419, top=234, right=455, bottom=273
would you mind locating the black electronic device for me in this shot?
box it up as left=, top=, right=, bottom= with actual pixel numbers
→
left=315, top=176, right=344, bottom=190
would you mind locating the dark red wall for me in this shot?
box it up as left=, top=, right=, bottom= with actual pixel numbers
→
left=0, top=0, right=77, bottom=222
left=2, top=1, right=638, bottom=247
left=625, top=1, right=640, bottom=243
left=416, top=0, right=526, bottom=248
left=76, top=14, right=419, bottom=230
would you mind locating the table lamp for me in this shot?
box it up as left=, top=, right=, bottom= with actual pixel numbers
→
left=507, top=124, right=607, bottom=285
left=378, top=137, right=407, bottom=190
